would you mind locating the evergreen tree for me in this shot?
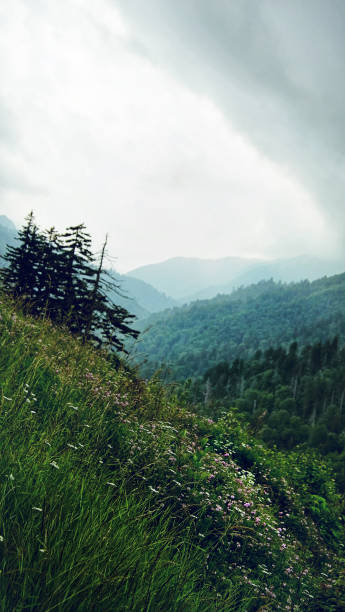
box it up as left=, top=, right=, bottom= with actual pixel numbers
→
left=58, top=224, right=95, bottom=333
left=1, top=215, right=139, bottom=353
left=32, top=227, right=63, bottom=318
left=1, top=212, right=41, bottom=307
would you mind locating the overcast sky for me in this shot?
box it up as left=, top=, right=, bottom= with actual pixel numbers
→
left=1, top=0, right=344, bottom=271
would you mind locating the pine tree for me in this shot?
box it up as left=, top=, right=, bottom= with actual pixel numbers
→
left=1, top=214, right=140, bottom=353
left=1, top=211, right=42, bottom=307
left=34, top=227, right=64, bottom=319
left=58, top=224, right=95, bottom=334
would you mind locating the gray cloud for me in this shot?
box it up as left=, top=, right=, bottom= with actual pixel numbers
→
left=115, top=0, right=345, bottom=253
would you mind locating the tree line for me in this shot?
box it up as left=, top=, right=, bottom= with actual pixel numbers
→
left=0, top=212, right=139, bottom=352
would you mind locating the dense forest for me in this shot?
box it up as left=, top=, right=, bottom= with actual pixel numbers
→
left=133, top=275, right=345, bottom=379
left=178, top=338, right=345, bottom=491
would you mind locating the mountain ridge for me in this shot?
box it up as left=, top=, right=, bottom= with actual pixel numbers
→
left=127, top=254, right=345, bottom=302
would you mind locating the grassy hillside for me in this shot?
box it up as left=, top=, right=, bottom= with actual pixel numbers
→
left=132, top=275, right=345, bottom=379
left=0, top=298, right=345, bottom=610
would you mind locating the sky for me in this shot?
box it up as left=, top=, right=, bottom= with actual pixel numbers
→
left=1, top=0, right=344, bottom=272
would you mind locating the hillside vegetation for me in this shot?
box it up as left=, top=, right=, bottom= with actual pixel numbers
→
left=180, top=337, right=345, bottom=492
left=1, top=298, right=345, bottom=610
left=133, top=275, right=345, bottom=379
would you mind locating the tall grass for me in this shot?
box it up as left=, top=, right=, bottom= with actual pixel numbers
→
left=0, top=302, right=253, bottom=611
left=1, top=300, right=345, bottom=610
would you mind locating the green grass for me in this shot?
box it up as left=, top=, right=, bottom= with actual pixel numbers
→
left=0, top=298, right=344, bottom=610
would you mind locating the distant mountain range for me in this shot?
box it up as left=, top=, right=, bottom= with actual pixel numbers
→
left=106, top=271, right=176, bottom=320
left=127, top=255, right=345, bottom=302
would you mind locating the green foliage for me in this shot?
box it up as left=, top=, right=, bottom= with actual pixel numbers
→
left=132, top=276, right=345, bottom=379
left=183, top=337, right=345, bottom=496
left=0, top=298, right=345, bottom=609
left=1, top=213, right=139, bottom=352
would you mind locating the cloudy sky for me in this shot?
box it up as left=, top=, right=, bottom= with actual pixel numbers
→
left=1, top=0, right=344, bottom=271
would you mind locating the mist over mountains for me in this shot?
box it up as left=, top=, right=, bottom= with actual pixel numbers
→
left=127, top=254, right=345, bottom=303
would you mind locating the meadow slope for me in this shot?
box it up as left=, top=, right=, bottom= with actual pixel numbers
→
left=0, top=299, right=344, bottom=610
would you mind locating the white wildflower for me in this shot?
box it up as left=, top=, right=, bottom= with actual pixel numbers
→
left=50, top=461, right=59, bottom=469
left=32, top=507, right=43, bottom=512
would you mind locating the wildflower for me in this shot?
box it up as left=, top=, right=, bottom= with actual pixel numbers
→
left=0, top=535, right=4, bottom=542
left=50, top=461, right=59, bottom=469
left=9, top=473, right=14, bottom=481
left=149, top=486, right=159, bottom=493
left=106, top=482, right=116, bottom=487
left=32, top=507, right=43, bottom=512
left=3, top=396, right=12, bottom=401
left=67, top=443, right=78, bottom=450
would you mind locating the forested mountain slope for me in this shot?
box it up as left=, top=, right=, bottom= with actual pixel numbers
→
left=181, top=337, right=345, bottom=491
left=133, top=274, right=345, bottom=379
